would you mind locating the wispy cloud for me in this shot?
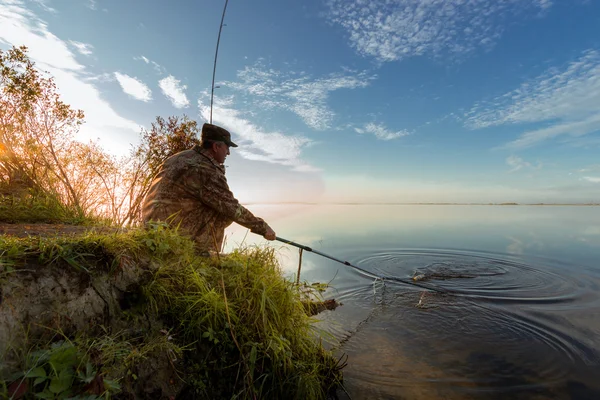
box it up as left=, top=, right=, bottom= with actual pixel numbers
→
left=68, top=40, right=93, bottom=56
left=0, top=0, right=140, bottom=154
left=134, top=55, right=165, bottom=74
left=578, top=165, right=600, bottom=173
left=159, top=75, right=189, bottom=108
left=135, top=55, right=150, bottom=64
left=30, top=0, right=55, bottom=13
left=466, top=49, right=600, bottom=149
left=355, top=123, right=409, bottom=141
left=225, top=60, right=375, bottom=130
left=325, top=0, right=551, bottom=63
left=87, top=0, right=96, bottom=10
left=198, top=96, right=318, bottom=172
left=506, top=155, right=542, bottom=172
left=582, top=176, right=600, bottom=183
left=114, top=72, right=152, bottom=102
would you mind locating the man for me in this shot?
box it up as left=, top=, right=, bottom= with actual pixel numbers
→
left=142, top=123, right=276, bottom=254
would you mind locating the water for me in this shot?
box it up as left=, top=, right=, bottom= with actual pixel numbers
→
left=224, top=205, right=600, bottom=399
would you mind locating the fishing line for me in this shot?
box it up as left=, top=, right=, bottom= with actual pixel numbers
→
left=276, top=236, right=455, bottom=294
left=209, top=0, right=230, bottom=124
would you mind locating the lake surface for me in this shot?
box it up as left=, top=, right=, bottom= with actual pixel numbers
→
left=224, top=205, right=600, bottom=400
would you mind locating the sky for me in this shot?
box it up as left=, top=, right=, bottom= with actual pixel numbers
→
left=1, top=0, right=599, bottom=204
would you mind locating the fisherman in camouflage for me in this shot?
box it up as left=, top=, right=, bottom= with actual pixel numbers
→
left=142, top=123, right=276, bottom=254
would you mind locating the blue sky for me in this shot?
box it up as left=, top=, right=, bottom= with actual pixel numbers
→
left=1, top=0, right=599, bottom=204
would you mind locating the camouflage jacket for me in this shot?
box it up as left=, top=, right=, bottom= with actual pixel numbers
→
left=142, top=145, right=270, bottom=252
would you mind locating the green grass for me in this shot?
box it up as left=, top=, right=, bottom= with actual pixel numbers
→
left=0, top=192, right=100, bottom=225
left=0, top=223, right=344, bottom=399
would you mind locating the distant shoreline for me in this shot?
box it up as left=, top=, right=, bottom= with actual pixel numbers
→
left=242, top=202, right=600, bottom=206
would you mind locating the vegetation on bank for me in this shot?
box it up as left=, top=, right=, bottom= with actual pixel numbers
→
left=0, top=192, right=103, bottom=225
left=0, top=222, right=345, bottom=399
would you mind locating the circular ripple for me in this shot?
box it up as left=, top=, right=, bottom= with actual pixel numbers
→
left=354, top=249, right=589, bottom=304
left=323, top=248, right=600, bottom=398
left=338, top=290, right=599, bottom=398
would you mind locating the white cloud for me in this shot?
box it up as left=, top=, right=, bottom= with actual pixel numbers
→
left=30, top=0, right=55, bottom=13
left=0, top=1, right=82, bottom=71
left=225, top=60, right=375, bottom=130
left=325, top=0, right=551, bottom=63
left=68, top=40, right=93, bottom=56
left=198, top=97, right=318, bottom=172
left=114, top=72, right=152, bottom=102
left=87, top=0, right=96, bottom=10
left=506, top=155, right=542, bottom=172
left=0, top=0, right=141, bottom=156
left=578, top=165, right=600, bottom=173
left=465, top=50, right=600, bottom=148
left=135, top=55, right=150, bottom=64
left=134, top=55, right=165, bottom=74
left=355, top=122, right=409, bottom=141
left=159, top=75, right=189, bottom=108
left=582, top=176, right=600, bottom=183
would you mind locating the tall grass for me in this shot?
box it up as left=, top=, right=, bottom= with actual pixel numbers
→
left=0, top=223, right=344, bottom=399
left=0, top=190, right=104, bottom=225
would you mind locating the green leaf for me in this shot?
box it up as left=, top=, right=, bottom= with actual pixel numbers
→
left=78, top=362, right=95, bottom=383
left=249, top=345, right=257, bottom=366
left=30, top=349, right=51, bottom=364
left=49, top=369, right=73, bottom=394
left=85, top=362, right=94, bottom=378
left=34, top=376, right=48, bottom=386
left=35, top=389, right=55, bottom=400
left=103, top=379, right=121, bottom=392
left=26, top=366, right=47, bottom=378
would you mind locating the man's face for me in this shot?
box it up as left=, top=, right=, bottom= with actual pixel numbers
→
left=213, top=141, right=230, bottom=164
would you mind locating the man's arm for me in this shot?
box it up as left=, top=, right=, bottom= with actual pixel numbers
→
left=184, top=166, right=274, bottom=237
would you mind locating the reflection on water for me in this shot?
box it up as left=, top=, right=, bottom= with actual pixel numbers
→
left=224, top=205, right=600, bottom=399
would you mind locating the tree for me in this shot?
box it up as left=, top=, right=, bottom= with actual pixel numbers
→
left=0, top=45, right=44, bottom=193
left=0, top=46, right=107, bottom=220
left=121, top=115, right=201, bottom=225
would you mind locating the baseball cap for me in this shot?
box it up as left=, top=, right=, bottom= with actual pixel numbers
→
left=201, top=123, right=238, bottom=147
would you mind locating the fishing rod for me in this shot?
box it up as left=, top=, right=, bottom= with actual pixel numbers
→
left=276, top=236, right=451, bottom=294
left=209, top=0, right=230, bottom=124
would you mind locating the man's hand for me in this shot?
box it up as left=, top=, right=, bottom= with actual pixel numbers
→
left=264, top=226, right=276, bottom=241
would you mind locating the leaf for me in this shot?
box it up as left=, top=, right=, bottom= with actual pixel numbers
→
left=49, top=370, right=73, bottom=394
left=78, top=362, right=96, bottom=384
left=35, top=389, right=55, bottom=400
left=103, top=379, right=121, bottom=392
left=34, top=376, right=47, bottom=386
left=25, top=366, right=47, bottom=378
left=49, top=346, right=77, bottom=372
left=249, top=345, right=257, bottom=366
left=30, top=349, right=51, bottom=364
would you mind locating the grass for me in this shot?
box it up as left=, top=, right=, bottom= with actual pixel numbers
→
left=0, top=222, right=345, bottom=399
left=0, top=191, right=101, bottom=225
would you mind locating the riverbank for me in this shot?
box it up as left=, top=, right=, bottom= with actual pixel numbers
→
left=0, top=222, right=344, bottom=399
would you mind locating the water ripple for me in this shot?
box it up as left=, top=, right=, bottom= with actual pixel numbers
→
left=354, top=249, right=591, bottom=305
left=323, top=248, right=600, bottom=399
